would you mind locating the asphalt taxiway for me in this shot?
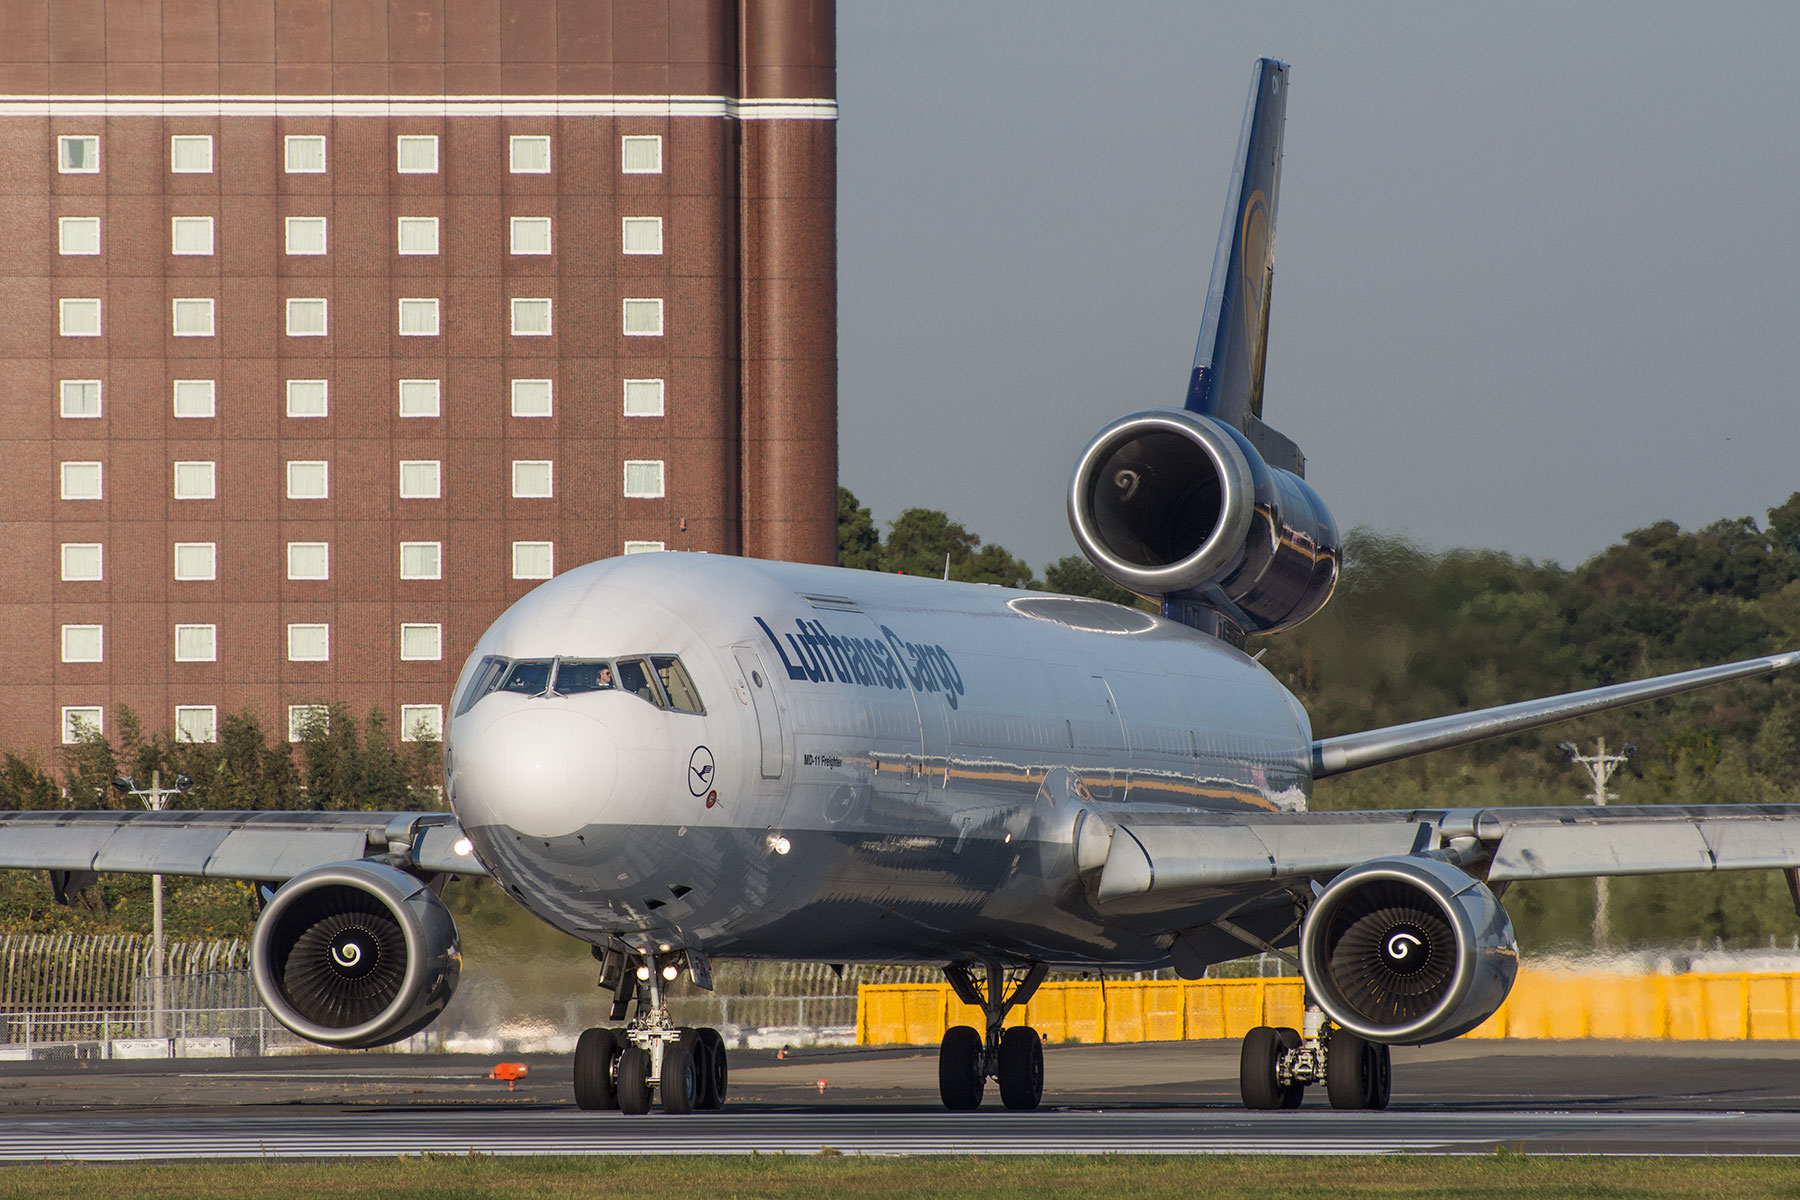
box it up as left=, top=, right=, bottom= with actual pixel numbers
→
left=4, top=1040, right=1800, bottom=1159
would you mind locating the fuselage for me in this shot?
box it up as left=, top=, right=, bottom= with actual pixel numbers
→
left=445, top=552, right=1314, bottom=970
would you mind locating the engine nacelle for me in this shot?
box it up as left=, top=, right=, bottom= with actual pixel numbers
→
left=1299, top=856, right=1518, bottom=1045
left=1066, top=409, right=1339, bottom=633
left=250, top=860, right=461, bottom=1049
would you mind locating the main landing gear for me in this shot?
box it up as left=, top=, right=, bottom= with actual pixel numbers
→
left=572, top=947, right=729, bottom=1115
left=938, top=961, right=1049, bottom=1111
left=1238, top=1002, right=1391, bottom=1111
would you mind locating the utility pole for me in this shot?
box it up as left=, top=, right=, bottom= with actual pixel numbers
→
left=112, top=771, right=191, bottom=1041
left=1558, top=738, right=1635, bottom=949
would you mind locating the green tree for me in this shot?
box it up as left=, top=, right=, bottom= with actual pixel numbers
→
left=837, top=486, right=880, bottom=569
left=1037, top=555, right=1142, bottom=607
left=880, top=508, right=1034, bottom=587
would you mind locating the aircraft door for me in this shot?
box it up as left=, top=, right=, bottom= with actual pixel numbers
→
left=1086, top=675, right=1127, bottom=800
left=731, top=645, right=787, bottom=779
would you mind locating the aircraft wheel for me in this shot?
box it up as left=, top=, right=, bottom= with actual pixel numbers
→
left=938, top=1025, right=985, bottom=1111
left=660, top=1029, right=701, bottom=1114
left=616, top=1042, right=653, bottom=1115
left=695, top=1026, right=729, bottom=1110
left=997, top=1025, right=1044, bottom=1111
left=573, top=1026, right=622, bottom=1110
left=1239, top=1025, right=1302, bottom=1110
left=1326, top=1029, right=1392, bottom=1111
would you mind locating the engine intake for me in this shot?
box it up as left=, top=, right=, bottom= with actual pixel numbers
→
left=1066, top=409, right=1339, bottom=633
left=251, top=860, right=461, bottom=1049
left=1299, top=856, right=1518, bottom=1045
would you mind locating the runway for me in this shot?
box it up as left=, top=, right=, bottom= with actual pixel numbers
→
left=4, top=1040, right=1800, bottom=1160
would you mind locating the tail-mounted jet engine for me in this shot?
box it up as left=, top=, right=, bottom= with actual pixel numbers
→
left=250, top=860, right=461, bottom=1049
left=1067, top=409, right=1339, bottom=634
left=1299, top=856, right=1519, bottom=1045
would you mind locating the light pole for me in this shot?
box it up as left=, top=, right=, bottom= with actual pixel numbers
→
left=111, top=771, right=191, bottom=1041
left=1557, top=738, right=1635, bottom=950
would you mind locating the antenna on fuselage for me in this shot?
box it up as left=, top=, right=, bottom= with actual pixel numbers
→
left=944, top=552, right=951, bottom=581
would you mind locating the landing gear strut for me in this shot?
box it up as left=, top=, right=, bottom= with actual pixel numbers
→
left=1238, top=1001, right=1391, bottom=1111
left=571, top=945, right=729, bottom=1115
left=938, top=960, right=1048, bottom=1111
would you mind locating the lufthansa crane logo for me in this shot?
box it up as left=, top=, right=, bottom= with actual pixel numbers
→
left=688, top=746, right=716, bottom=797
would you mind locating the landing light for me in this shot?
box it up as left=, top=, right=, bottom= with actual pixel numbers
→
left=769, top=835, right=792, bottom=856
left=452, top=837, right=473, bottom=857
left=661, top=964, right=679, bottom=981
left=635, top=966, right=651, bottom=981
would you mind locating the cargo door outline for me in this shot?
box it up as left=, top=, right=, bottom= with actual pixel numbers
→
left=732, top=645, right=787, bottom=779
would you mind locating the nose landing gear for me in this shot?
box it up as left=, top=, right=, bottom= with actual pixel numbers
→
left=572, top=945, right=729, bottom=1115
left=938, top=960, right=1049, bottom=1111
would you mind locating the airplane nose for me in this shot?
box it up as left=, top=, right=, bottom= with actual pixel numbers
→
left=449, top=706, right=618, bottom=839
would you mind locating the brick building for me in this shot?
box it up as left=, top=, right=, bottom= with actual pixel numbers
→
left=0, top=0, right=837, bottom=760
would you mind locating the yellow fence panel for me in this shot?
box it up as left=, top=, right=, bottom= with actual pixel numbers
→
left=856, top=972, right=1800, bottom=1046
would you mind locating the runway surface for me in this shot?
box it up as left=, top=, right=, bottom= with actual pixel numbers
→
left=5, top=1040, right=1800, bottom=1160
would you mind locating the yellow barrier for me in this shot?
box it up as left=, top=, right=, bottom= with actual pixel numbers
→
left=855, top=971, right=1800, bottom=1045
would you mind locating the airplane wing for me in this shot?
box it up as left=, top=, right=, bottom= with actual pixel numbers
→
left=0, top=809, right=485, bottom=884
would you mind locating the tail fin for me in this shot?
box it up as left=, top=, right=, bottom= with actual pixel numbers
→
left=1185, top=58, right=1305, bottom=476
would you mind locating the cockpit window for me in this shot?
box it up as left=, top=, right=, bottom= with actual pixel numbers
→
left=554, top=660, right=614, bottom=694
left=614, top=657, right=663, bottom=705
left=500, top=659, right=554, bottom=696
left=653, top=656, right=705, bottom=714
left=456, top=655, right=510, bottom=716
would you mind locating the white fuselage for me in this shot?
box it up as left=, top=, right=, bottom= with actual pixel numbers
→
left=445, top=553, right=1314, bottom=970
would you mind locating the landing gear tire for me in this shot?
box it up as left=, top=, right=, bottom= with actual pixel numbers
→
left=938, top=1025, right=985, bottom=1111
left=573, top=1026, right=622, bottom=1110
left=661, top=1029, right=702, bottom=1115
left=695, top=1026, right=728, bottom=1110
left=997, top=1026, right=1044, bottom=1111
left=1240, top=1025, right=1304, bottom=1110
left=1326, top=1029, right=1392, bottom=1111
left=616, top=1042, right=653, bottom=1115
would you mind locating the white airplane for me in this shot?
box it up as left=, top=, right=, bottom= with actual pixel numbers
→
left=5, top=58, right=1800, bottom=1117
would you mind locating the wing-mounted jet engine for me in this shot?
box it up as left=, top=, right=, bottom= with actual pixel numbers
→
left=250, top=860, right=462, bottom=1049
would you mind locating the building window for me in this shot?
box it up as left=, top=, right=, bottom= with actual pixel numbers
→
left=60, top=380, right=102, bottom=419
left=173, top=542, right=215, bottom=581
left=511, top=378, right=552, bottom=417
left=286, top=542, right=329, bottom=580
left=623, top=378, right=664, bottom=417
left=512, top=460, right=553, bottom=498
left=60, top=299, right=101, bottom=337
left=400, top=623, right=442, bottom=661
left=170, top=216, right=213, bottom=255
left=62, top=706, right=103, bottom=743
left=397, top=135, right=439, bottom=174
left=286, top=379, right=328, bottom=418
left=397, top=217, right=439, bottom=255
left=512, top=541, right=553, bottom=579
left=623, top=540, right=666, bottom=555
left=398, top=298, right=440, bottom=336
left=510, top=217, right=551, bottom=255
left=172, top=298, right=215, bottom=337
left=286, top=298, right=327, bottom=337
left=170, top=135, right=213, bottom=173
left=61, top=543, right=103, bottom=581
left=173, top=461, right=216, bottom=500
left=173, top=379, right=216, bottom=418
left=61, top=624, right=103, bottom=663
left=288, top=704, right=328, bottom=741
left=286, top=460, right=329, bottom=499
left=60, top=461, right=102, bottom=500
left=510, top=135, right=550, bottom=173
left=175, top=706, right=218, bottom=743
left=621, top=135, right=662, bottom=174
left=57, top=135, right=98, bottom=173
left=58, top=217, right=100, bottom=255
left=622, top=217, right=662, bottom=255
left=285, top=217, right=327, bottom=255
left=622, top=298, right=663, bottom=336
left=284, top=135, right=326, bottom=173
left=398, top=379, right=440, bottom=418
left=287, top=623, right=329, bottom=662
left=510, top=298, right=551, bottom=336
left=624, top=460, right=665, bottom=498
left=398, top=460, right=441, bottom=499
left=175, top=623, right=218, bottom=662
left=400, top=704, right=443, bottom=741
left=399, top=541, right=441, bottom=580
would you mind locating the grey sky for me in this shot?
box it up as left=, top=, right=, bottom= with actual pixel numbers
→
left=836, top=2, right=1800, bottom=574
